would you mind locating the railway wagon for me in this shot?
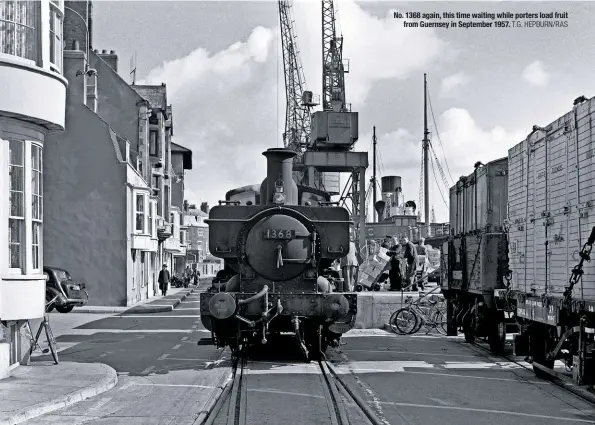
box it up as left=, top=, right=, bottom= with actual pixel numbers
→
left=200, top=148, right=357, bottom=361
left=506, top=96, right=595, bottom=383
left=441, top=158, right=515, bottom=353
left=443, top=95, right=595, bottom=384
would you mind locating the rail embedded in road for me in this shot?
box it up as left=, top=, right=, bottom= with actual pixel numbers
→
left=201, top=351, right=384, bottom=425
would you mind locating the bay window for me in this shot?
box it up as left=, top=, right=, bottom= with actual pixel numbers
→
left=7, top=139, right=43, bottom=275
left=0, top=0, right=37, bottom=62
left=9, top=140, right=24, bottom=272
left=48, top=1, right=62, bottom=72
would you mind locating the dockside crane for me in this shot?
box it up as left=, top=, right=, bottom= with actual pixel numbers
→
left=277, top=0, right=366, bottom=251
left=278, top=0, right=318, bottom=184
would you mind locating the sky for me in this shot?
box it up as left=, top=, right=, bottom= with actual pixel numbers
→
left=92, top=1, right=595, bottom=223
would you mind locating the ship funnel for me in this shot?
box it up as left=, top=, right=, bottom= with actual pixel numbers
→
left=374, top=200, right=386, bottom=221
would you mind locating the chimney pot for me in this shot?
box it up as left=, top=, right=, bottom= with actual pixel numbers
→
left=72, top=40, right=79, bottom=50
left=102, top=49, right=107, bottom=54
left=110, top=50, right=115, bottom=54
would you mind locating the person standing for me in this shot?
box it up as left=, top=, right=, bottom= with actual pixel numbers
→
left=158, top=264, right=170, bottom=296
left=385, top=236, right=405, bottom=291
left=340, top=237, right=359, bottom=291
left=401, top=236, right=419, bottom=290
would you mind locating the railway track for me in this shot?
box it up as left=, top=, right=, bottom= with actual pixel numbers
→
left=202, top=351, right=384, bottom=425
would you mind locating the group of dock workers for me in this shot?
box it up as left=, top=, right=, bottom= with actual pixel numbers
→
left=332, top=233, right=424, bottom=292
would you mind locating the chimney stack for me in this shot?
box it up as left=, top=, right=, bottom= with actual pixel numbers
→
left=97, top=49, right=118, bottom=72
left=259, top=148, right=298, bottom=206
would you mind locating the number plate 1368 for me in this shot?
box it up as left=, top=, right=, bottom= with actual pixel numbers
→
left=263, top=229, right=296, bottom=239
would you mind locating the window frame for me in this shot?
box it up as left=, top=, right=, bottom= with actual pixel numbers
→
left=30, top=142, right=42, bottom=272
left=7, top=139, right=44, bottom=276
left=149, top=130, right=158, bottom=157
left=8, top=139, right=25, bottom=274
left=48, top=1, right=62, bottom=73
left=134, top=192, right=146, bottom=234
left=148, top=199, right=153, bottom=237
left=0, top=0, right=39, bottom=63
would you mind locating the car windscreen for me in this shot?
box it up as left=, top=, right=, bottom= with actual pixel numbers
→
left=55, top=270, right=72, bottom=283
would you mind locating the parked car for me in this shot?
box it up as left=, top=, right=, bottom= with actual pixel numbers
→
left=43, top=266, right=89, bottom=313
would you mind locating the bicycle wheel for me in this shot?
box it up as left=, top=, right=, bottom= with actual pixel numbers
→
left=389, top=308, right=418, bottom=335
left=43, top=319, right=59, bottom=364
left=433, top=310, right=448, bottom=335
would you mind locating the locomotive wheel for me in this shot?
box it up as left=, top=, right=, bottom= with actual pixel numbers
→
left=355, top=285, right=363, bottom=292
left=488, top=311, right=506, bottom=355
left=373, top=284, right=381, bottom=291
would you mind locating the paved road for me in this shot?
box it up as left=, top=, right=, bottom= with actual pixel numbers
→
left=329, top=333, right=595, bottom=425
left=23, top=283, right=230, bottom=425
left=23, top=287, right=595, bottom=425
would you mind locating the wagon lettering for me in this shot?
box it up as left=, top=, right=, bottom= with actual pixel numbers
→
left=551, top=164, right=563, bottom=174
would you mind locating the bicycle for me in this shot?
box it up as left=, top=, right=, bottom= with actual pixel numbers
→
left=389, top=285, right=447, bottom=336
left=22, top=295, right=60, bottom=365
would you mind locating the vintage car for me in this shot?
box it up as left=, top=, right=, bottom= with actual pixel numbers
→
left=43, top=266, right=89, bottom=313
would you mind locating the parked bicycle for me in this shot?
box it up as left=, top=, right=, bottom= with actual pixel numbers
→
left=23, top=295, right=60, bottom=365
left=389, top=285, right=447, bottom=336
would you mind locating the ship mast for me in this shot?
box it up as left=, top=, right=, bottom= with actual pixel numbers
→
left=423, top=73, right=430, bottom=236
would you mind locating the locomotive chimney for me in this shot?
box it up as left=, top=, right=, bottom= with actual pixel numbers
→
left=260, top=148, right=298, bottom=205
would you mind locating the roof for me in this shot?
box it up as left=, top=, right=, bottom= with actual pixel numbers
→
left=171, top=142, right=192, bottom=170
left=131, top=84, right=168, bottom=117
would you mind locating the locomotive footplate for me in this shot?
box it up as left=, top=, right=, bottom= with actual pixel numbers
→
left=200, top=291, right=357, bottom=331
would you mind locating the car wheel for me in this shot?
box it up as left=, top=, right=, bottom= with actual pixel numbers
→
left=56, top=305, right=74, bottom=314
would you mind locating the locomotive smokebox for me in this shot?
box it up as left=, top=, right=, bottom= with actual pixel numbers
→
left=260, top=148, right=298, bottom=205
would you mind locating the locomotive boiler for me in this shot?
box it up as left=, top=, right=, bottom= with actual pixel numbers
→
left=200, top=148, right=357, bottom=360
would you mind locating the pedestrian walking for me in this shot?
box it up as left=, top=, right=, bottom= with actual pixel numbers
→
left=184, top=265, right=193, bottom=287
left=158, top=264, right=170, bottom=296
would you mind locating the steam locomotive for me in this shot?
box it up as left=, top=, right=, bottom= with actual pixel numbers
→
left=199, top=148, right=357, bottom=360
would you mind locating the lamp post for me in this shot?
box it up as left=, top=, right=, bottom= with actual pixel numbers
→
left=64, top=5, right=96, bottom=77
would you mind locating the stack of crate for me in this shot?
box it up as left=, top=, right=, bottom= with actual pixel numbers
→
left=358, top=247, right=391, bottom=289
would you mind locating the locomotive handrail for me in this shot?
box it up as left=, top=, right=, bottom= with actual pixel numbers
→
left=238, top=285, right=269, bottom=305
left=328, top=246, right=345, bottom=254
left=215, top=246, right=232, bottom=253
left=206, top=218, right=353, bottom=224
left=218, top=200, right=240, bottom=206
